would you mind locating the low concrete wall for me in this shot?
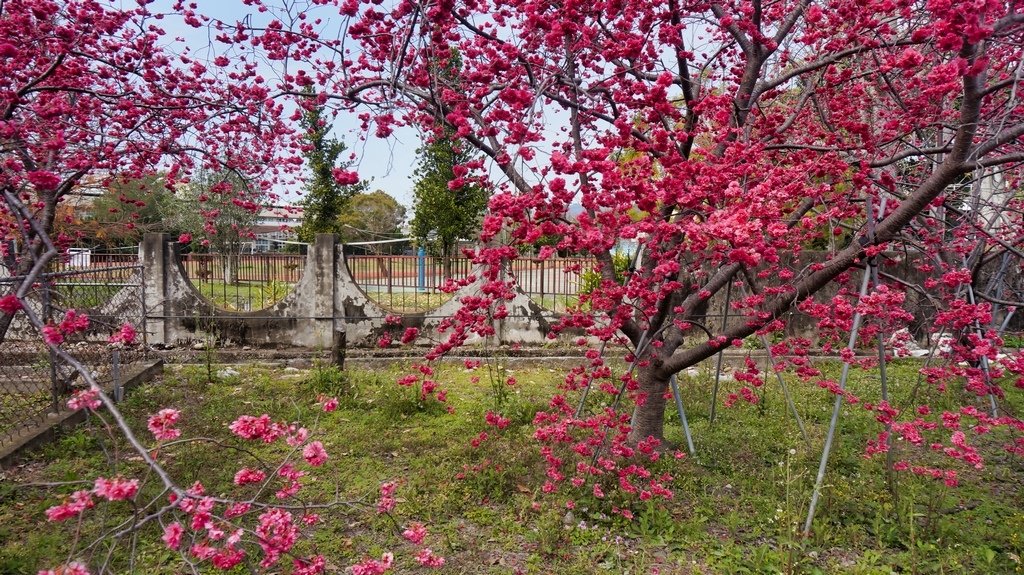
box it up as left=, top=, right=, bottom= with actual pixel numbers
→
left=141, top=233, right=561, bottom=348
left=141, top=234, right=1021, bottom=350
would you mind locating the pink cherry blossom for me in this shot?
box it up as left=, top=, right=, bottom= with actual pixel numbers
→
left=229, top=414, right=286, bottom=442
left=92, top=476, right=139, bottom=501
left=162, top=522, right=184, bottom=550
left=45, top=490, right=94, bottom=522
left=293, top=555, right=327, bottom=575
left=67, top=388, right=101, bottom=411
left=42, top=325, right=63, bottom=345
left=108, top=323, right=138, bottom=346
left=302, top=441, right=328, bottom=466
left=147, top=409, right=182, bottom=441
left=351, top=553, right=394, bottom=575
left=37, top=563, right=90, bottom=575
left=26, top=170, right=60, bottom=190
left=320, top=395, right=339, bottom=412
left=415, top=548, right=445, bottom=568
left=286, top=426, right=310, bottom=447
left=0, top=294, right=22, bottom=315
left=377, top=481, right=397, bottom=514
left=402, top=522, right=427, bottom=545
left=255, top=508, right=298, bottom=568
left=233, top=467, right=267, bottom=486
left=400, top=327, right=419, bottom=344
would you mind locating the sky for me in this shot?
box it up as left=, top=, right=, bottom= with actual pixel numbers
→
left=149, top=0, right=422, bottom=209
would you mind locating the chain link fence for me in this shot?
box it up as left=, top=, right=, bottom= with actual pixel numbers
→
left=0, top=262, right=146, bottom=448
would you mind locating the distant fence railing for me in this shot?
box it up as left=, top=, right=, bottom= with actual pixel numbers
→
left=0, top=250, right=142, bottom=281
left=507, top=257, right=591, bottom=311
left=180, top=253, right=306, bottom=311
left=346, top=254, right=469, bottom=313
left=172, top=251, right=599, bottom=314
left=346, top=254, right=594, bottom=313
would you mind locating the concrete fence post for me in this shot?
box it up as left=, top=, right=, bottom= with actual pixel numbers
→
left=310, top=234, right=338, bottom=350
left=140, top=233, right=169, bottom=345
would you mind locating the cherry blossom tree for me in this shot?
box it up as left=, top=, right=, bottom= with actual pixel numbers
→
left=0, top=0, right=294, bottom=342
left=1, top=2, right=344, bottom=572
left=231, top=0, right=1024, bottom=513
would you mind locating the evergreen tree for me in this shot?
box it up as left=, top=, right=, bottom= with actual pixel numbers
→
left=410, top=134, right=488, bottom=279
left=295, top=93, right=366, bottom=243
left=73, top=174, right=175, bottom=248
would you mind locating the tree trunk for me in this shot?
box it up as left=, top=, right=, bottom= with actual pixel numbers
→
left=627, top=365, right=672, bottom=445
left=225, top=252, right=239, bottom=285
left=375, top=256, right=392, bottom=294
left=442, top=241, right=454, bottom=281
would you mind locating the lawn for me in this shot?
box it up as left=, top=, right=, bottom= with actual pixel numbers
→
left=0, top=357, right=1021, bottom=574
left=194, top=281, right=453, bottom=314
left=195, top=281, right=294, bottom=311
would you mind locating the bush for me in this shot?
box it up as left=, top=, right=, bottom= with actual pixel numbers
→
left=578, top=251, right=631, bottom=296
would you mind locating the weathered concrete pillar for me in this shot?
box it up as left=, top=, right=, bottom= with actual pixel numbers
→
left=307, top=234, right=338, bottom=349
left=140, top=233, right=169, bottom=345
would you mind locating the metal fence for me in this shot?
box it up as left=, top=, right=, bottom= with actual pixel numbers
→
left=0, top=262, right=146, bottom=449
left=346, top=254, right=471, bottom=313
left=346, top=254, right=594, bottom=313
left=180, top=252, right=305, bottom=311
left=175, top=251, right=598, bottom=314
left=507, top=257, right=591, bottom=311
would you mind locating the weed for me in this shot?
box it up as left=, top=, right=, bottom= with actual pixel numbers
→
left=304, top=361, right=357, bottom=404
left=532, top=508, right=570, bottom=557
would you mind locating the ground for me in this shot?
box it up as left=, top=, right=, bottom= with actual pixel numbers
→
left=0, top=357, right=1021, bottom=574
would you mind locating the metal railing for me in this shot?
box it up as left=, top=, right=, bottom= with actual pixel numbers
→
left=507, top=257, right=591, bottom=312
left=346, top=254, right=469, bottom=313
left=346, top=254, right=596, bottom=313
left=180, top=252, right=305, bottom=311
left=174, top=250, right=599, bottom=315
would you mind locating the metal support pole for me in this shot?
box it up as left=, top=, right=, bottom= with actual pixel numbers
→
left=112, top=349, right=123, bottom=402
left=964, top=281, right=1000, bottom=417
left=574, top=341, right=608, bottom=418
left=805, top=196, right=887, bottom=536
left=417, top=247, right=426, bottom=292
left=670, top=374, right=696, bottom=457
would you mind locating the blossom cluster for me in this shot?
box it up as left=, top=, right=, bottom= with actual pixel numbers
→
left=46, top=476, right=138, bottom=521
left=147, top=408, right=182, bottom=441
left=42, top=309, right=90, bottom=345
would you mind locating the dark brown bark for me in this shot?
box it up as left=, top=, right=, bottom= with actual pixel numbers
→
left=627, top=365, right=672, bottom=445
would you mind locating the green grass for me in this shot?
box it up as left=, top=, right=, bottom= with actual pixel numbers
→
left=1003, top=333, right=1024, bottom=349
left=195, top=280, right=293, bottom=311
left=0, top=358, right=1021, bottom=574
left=361, top=290, right=455, bottom=313
left=529, top=294, right=579, bottom=313
left=51, top=283, right=125, bottom=310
